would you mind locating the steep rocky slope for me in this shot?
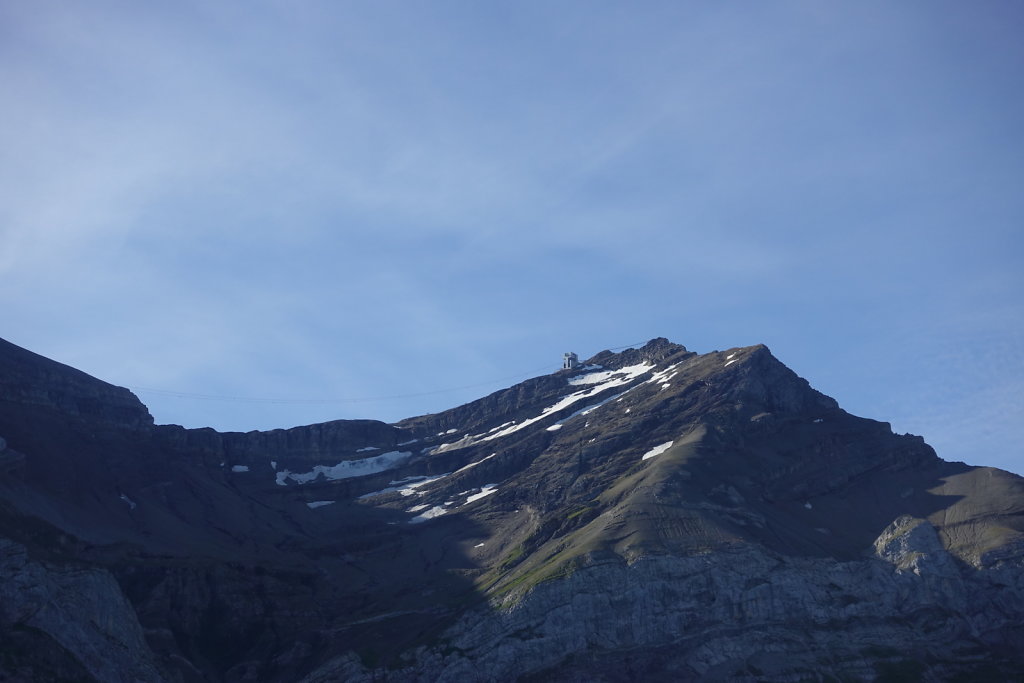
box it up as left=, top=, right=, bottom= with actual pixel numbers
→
left=1, top=336, right=1022, bottom=681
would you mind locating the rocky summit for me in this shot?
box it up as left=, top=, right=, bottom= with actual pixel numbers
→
left=1, top=336, right=1023, bottom=682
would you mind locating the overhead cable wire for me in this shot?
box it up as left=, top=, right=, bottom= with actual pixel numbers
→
left=130, top=364, right=557, bottom=405
left=128, top=340, right=652, bottom=405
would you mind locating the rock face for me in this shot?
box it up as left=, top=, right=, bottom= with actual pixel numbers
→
left=1, top=336, right=1023, bottom=681
left=390, top=545, right=1022, bottom=682
left=0, top=338, right=153, bottom=430
left=0, top=538, right=163, bottom=682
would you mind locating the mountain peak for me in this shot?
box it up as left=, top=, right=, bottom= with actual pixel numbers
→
left=584, top=336, right=690, bottom=368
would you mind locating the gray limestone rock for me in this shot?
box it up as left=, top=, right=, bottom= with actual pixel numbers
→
left=0, top=538, right=164, bottom=682
left=313, top=539, right=1023, bottom=681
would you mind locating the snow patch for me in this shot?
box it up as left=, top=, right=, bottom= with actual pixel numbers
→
left=546, top=390, right=629, bottom=431
left=568, top=362, right=652, bottom=386
left=270, top=460, right=277, bottom=470
left=431, top=433, right=479, bottom=454
left=276, top=450, right=413, bottom=486
left=454, top=453, right=496, bottom=474
left=397, top=439, right=419, bottom=446
left=581, top=392, right=625, bottom=416
left=641, top=441, right=674, bottom=461
left=119, top=493, right=136, bottom=510
left=356, top=446, right=379, bottom=453
left=804, top=502, right=813, bottom=510
left=474, top=542, right=486, bottom=548
left=231, top=465, right=249, bottom=473
left=398, top=473, right=450, bottom=496
left=409, top=506, right=447, bottom=523
left=465, top=485, right=498, bottom=504
left=426, top=365, right=653, bottom=453
left=726, top=353, right=736, bottom=360
left=488, top=371, right=649, bottom=442
left=645, top=363, right=681, bottom=387
left=307, top=501, right=335, bottom=509
left=724, top=359, right=737, bottom=367
left=358, top=473, right=451, bottom=499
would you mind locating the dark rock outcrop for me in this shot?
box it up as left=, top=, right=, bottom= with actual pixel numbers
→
left=0, top=338, right=153, bottom=430
left=0, top=537, right=163, bottom=682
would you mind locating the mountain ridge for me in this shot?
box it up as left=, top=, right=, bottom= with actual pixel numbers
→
left=1, top=336, right=1022, bottom=681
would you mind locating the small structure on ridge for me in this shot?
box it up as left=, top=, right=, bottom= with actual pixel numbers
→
left=562, top=352, right=579, bottom=370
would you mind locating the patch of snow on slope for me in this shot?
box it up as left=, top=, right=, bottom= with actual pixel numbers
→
left=277, top=450, right=413, bottom=485
left=429, top=365, right=654, bottom=453
left=408, top=505, right=447, bottom=523
left=231, top=465, right=249, bottom=473
left=465, top=485, right=498, bottom=504
left=358, top=473, right=451, bottom=499
left=356, top=446, right=379, bottom=453
left=724, top=359, right=738, bottom=367
left=487, top=366, right=652, bottom=442
left=487, top=421, right=515, bottom=434
left=431, top=433, right=479, bottom=454
left=546, top=390, right=629, bottom=431
left=568, top=362, right=651, bottom=386
left=641, top=441, right=674, bottom=461
left=119, top=494, right=136, bottom=510
left=398, top=474, right=450, bottom=496
left=307, top=501, right=335, bottom=509
left=726, top=353, right=736, bottom=360
left=454, top=453, right=496, bottom=474
left=645, top=363, right=680, bottom=387
left=580, top=392, right=627, bottom=416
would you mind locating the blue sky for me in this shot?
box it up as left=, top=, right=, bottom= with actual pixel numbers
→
left=2, top=1, right=1022, bottom=474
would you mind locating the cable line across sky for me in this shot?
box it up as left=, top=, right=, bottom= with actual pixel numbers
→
left=128, top=341, right=650, bottom=405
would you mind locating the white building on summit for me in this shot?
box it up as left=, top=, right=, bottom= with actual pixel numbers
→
left=562, top=352, right=578, bottom=370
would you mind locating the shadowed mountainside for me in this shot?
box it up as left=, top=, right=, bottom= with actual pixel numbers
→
left=1, top=336, right=1022, bottom=681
